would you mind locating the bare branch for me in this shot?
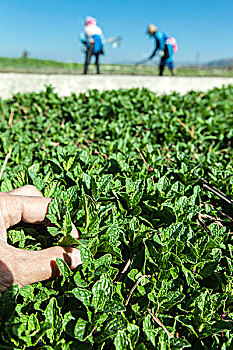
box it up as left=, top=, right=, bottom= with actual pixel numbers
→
left=196, top=175, right=233, bottom=205
left=163, top=141, right=171, bottom=161
left=94, top=150, right=109, bottom=159
left=0, top=148, right=12, bottom=180
left=8, top=109, right=14, bottom=126
left=125, top=275, right=151, bottom=306
left=135, top=146, right=155, bottom=185
left=177, top=118, right=196, bottom=139
left=207, top=203, right=233, bottom=222
left=16, top=103, right=28, bottom=115
left=115, top=259, right=131, bottom=284
left=199, top=213, right=223, bottom=228
left=147, top=308, right=174, bottom=339
left=34, top=103, right=43, bottom=116
left=203, top=184, right=233, bottom=205
left=198, top=213, right=212, bottom=235
left=35, top=134, right=48, bottom=153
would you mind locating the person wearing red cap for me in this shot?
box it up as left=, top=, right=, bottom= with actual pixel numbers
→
left=80, top=17, right=105, bottom=74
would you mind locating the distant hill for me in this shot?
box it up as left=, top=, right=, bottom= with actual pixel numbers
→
left=205, top=58, right=233, bottom=68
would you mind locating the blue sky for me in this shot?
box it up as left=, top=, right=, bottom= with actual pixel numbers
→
left=1, top=0, right=233, bottom=65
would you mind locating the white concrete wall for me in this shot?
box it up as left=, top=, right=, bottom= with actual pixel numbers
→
left=1, top=73, right=233, bottom=99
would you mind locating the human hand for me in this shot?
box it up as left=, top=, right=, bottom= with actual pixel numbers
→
left=0, top=185, right=81, bottom=296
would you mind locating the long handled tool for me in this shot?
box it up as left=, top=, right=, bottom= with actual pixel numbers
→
left=104, top=36, right=122, bottom=48
left=81, top=36, right=122, bottom=53
left=135, top=57, right=150, bottom=66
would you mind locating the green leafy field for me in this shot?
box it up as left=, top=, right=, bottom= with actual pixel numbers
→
left=1, top=56, right=233, bottom=76
left=0, top=85, right=233, bottom=349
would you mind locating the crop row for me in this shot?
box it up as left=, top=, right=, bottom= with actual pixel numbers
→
left=0, top=86, right=233, bottom=349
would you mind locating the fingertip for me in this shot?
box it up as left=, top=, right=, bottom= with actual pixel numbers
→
left=71, top=223, right=79, bottom=239
left=70, top=248, right=82, bottom=269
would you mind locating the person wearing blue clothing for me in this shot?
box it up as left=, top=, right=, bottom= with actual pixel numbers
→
left=147, top=24, right=175, bottom=76
left=80, top=17, right=104, bottom=74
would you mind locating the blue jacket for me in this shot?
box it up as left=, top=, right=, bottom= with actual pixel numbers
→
left=80, top=31, right=104, bottom=54
left=150, top=31, right=169, bottom=58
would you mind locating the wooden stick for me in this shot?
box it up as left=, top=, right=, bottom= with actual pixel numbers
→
left=43, top=122, right=52, bottom=135
left=177, top=118, right=196, bottom=139
left=35, top=135, right=48, bottom=153
left=1, top=110, right=5, bottom=121
left=135, top=146, right=155, bottom=185
left=195, top=175, right=233, bottom=205
left=8, top=109, right=14, bottom=126
left=115, top=259, right=131, bottom=283
left=199, top=213, right=223, bottom=228
left=34, top=103, right=43, bottom=116
left=147, top=308, right=174, bottom=339
left=125, top=275, right=151, bottom=306
left=16, top=103, right=28, bottom=114
left=91, top=190, right=97, bottom=204
left=164, top=141, right=171, bottom=161
left=198, top=213, right=212, bottom=235
left=0, top=148, right=12, bottom=180
left=207, top=203, right=233, bottom=222
left=135, top=146, right=149, bottom=168
left=203, top=184, right=233, bottom=205
left=94, top=150, right=109, bottom=159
